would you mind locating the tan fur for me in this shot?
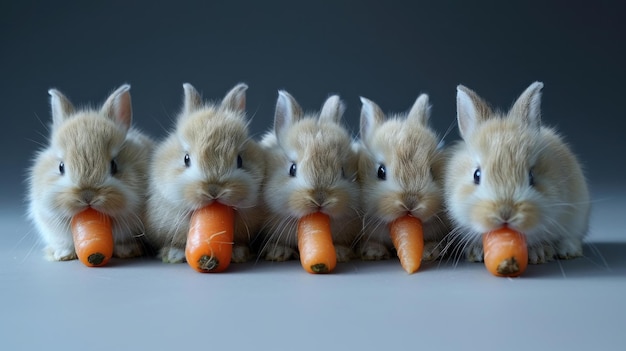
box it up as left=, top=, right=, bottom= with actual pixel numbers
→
left=28, top=85, right=154, bottom=261
left=357, top=95, right=449, bottom=261
left=444, top=82, right=590, bottom=263
left=145, top=83, right=265, bottom=263
left=259, top=91, right=360, bottom=262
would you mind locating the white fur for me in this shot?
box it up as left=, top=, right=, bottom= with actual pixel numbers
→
left=259, top=91, right=361, bottom=262
left=455, top=86, right=479, bottom=138
left=357, top=94, right=449, bottom=261
left=445, top=82, right=590, bottom=264
left=145, top=83, right=265, bottom=264
left=28, top=85, right=154, bottom=261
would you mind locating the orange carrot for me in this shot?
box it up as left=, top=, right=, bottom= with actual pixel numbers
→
left=71, top=208, right=114, bottom=267
left=297, top=212, right=336, bottom=274
left=389, top=215, right=424, bottom=274
left=185, top=202, right=235, bottom=273
left=483, top=228, right=528, bottom=277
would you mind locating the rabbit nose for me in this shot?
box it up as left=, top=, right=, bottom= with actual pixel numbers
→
left=80, top=189, right=97, bottom=204
left=310, top=189, right=327, bottom=207
left=207, top=184, right=221, bottom=199
left=499, top=205, right=514, bottom=223
left=402, top=194, right=420, bottom=211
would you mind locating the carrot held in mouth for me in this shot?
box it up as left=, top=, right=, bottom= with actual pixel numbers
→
left=389, top=215, right=424, bottom=274
left=71, top=208, right=114, bottom=267
left=297, top=212, right=336, bottom=274
left=185, top=202, right=235, bottom=273
left=483, top=228, right=528, bottom=277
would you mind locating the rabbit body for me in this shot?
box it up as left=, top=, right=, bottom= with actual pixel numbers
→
left=357, top=94, right=449, bottom=261
left=259, top=92, right=361, bottom=262
left=145, top=83, right=265, bottom=263
left=28, top=85, right=154, bottom=261
left=444, top=82, right=590, bottom=263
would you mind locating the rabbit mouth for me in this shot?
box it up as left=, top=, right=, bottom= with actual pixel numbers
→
left=384, top=210, right=431, bottom=224
left=62, top=187, right=127, bottom=217
left=481, top=212, right=535, bottom=234
left=194, top=199, right=234, bottom=212
left=185, top=180, right=256, bottom=210
left=192, top=190, right=250, bottom=211
left=373, top=195, right=439, bottom=224
left=471, top=198, right=539, bottom=234
left=73, top=202, right=123, bottom=218
left=291, top=199, right=348, bottom=220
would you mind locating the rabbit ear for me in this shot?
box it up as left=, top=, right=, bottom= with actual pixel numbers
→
left=48, top=88, right=75, bottom=128
left=101, top=84, right=132, bottom=132
left=406, top=93, right=431, bottom=126
left=221, top=83, right=248, bottom=112
left=182, top=83, right=202, bottom=115
left=319, top=95, right=345, bottom=124
left=456, top=85, right=492, bottom=139
left=509, top=81, right=543, bottom=133
left=359, top=96, right=384, bottom=144
left=274, top=90, right=303, bottom=143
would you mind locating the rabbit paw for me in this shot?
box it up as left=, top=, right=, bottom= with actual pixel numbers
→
left=359, top=241, right=390, bottom=260
left=422, top=241, right=442, bottom=261
left=465, top=242, right=484, bottom=262
left=160, top=246, right=186, bottom=263
left=335, top=244, right=355, bottom=262
left=114, top=241, right=144, bottom=258
left=528, top=243, right=555, bottom=264
left=231, top=245, right=251, bottom=263
left=264, top=244, right=296, bottom=261
left=555, top=237, right=583, bottom=260
left=45, top=245, right=77, bottom=261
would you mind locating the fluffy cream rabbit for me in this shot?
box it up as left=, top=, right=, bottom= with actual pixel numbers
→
left=145, top=83, right=265, bottom=263
left=258, top=91, right=361, bottom=262
left=28, top=85, right=154, bottom=261
left=357, top=94, right=449, bottom=261
left=444, top=82, right=590, bottom=263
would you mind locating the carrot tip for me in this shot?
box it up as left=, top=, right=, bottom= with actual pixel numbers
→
left=496, top=257, right=521, bottom=276
left=87, top=253, right=106, bottom=266
left=197, top=255, right=219, bottom=272
left=310, top=263, right=329, bottom=274
left=403, top=266, right=418, bottom=275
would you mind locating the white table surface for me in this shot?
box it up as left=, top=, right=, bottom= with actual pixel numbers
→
left=1, top=187, right=624, bottom=351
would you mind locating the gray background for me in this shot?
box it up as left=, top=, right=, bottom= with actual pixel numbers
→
left=1, top=1, right=625, bottom=350
left=3, top=0, right=625, bottom=204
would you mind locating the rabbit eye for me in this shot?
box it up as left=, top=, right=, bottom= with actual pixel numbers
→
left=237, top=155, right=243, bottom=169
left=289, top=163, right=297, bottom=177
left=184, top=153, right=191, bottom=167
left=110, top=159, right=118, bottom=175
left=529, top=169, right=535, bottom=186
left=473, top=168, right=481, bottom=185
left=59, top=161, right=65, bottom=175
left=377, top=164, right=386, bottom=180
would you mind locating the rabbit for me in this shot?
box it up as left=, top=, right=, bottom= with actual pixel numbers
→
left=27, top=84, right=155, bottom=261
left=258, top=91, right=361, bottom=262
left=357, top=94, right=449, bottom=261
left=145, top=83, right=266, bottom=264
left=444, top=81, right=591, bottom=264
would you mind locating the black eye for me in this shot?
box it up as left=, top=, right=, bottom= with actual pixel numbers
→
left=473, top=168, right=481, bottom=185
left=529, top=169, right=535, bottom=186
left=184, top=153, right=191, bottom=167
left=289, top=163, right=297, bottom=177
left=110, top=159, right=118, bottom=175
left=377, top=164, right=386, bottom=180
left=237, top=155, right=243, bottom=169
left=59, top=161, right=65, bottom=175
